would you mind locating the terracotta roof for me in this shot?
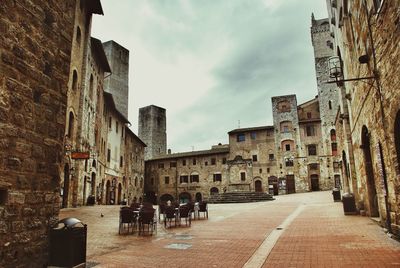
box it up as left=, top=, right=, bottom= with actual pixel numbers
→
left=228, top=125, right=274, bottom=134
left=103, top=92, right=130, bottom=124
left=146, top=147, right=230, bottom=162
left=91, top=37, right=111, bottom=73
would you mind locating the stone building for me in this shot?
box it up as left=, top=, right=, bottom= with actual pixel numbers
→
left=326, top=0, right=400, bottom=237
left=144, top=93, right=340, bottom=203
left=103, top=40, right=130, bottom=118
left=124, top=127, right=146, bottom=204
left=0, top=1, right=75, bottom=267
left=61, top=0, right=104, bottom=208
left=139, top=105, right=167, bottom=160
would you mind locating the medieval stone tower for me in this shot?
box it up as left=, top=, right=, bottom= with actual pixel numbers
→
left=138, top=105, right=167, bottom=160
left=271, top=95, right=302, bottom=193
left=103, top=40, right=129, bottom=118
left=311, top=14, right=340, bottom=187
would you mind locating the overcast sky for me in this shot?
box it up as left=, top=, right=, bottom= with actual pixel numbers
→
left=92, top=0, right=328, bottom=153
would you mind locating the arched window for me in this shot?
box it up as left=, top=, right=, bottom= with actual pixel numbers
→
left=67, top=111, right=74, bottom=138
left=76, top=26, right=81, bottom=46
left=330, top=129, right=336, bottom=141
left=89, top=74, right=94, bottom=100
left=72, top=70, right=78, bottom=91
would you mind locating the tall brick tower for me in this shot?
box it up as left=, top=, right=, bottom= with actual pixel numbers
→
left=103, top=40, right=129, bottom=118
left=311, top=14, right=340, bottom=188
left=138, top=105, right=167, bottom=160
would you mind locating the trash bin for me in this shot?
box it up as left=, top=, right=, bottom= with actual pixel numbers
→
left=332, top=188, right=341, bottom=202
left=49, top=217, right=87, bottom=267
left=342, top=193, right=357, bottom=215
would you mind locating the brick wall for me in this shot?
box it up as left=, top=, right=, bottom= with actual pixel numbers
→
left=0, top=1, right=74, bottom=266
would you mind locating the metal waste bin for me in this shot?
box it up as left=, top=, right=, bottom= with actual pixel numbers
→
left=342, top=193, right=357, bottom=215
left=332, top=188, right=341, bottom=202
left=49, top=217, right=87, bottom=267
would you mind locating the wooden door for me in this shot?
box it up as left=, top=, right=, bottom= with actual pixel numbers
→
left=286, top=175, right=295, bottom=194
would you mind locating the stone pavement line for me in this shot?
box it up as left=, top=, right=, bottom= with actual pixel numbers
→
left=243, top=205, right=305, bottom=268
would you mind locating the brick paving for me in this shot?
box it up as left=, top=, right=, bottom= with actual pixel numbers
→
left=59, top=192, right=400, bottom=267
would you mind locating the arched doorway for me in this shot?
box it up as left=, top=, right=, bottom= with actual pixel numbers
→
left=106, top=180, right=111, bottom=205
left=117, top=183, right=122, bottom=205
left=160, top=193, right=174, bottom=203
left=195, top=192, right=202, bottom=202
left=361, top=126, right=379, bottom=217
left=91, top=172, right=96, bottom=196
left=210, top=187, right=219, bottom=195
left=62, top=164, right=70, bottom=208
left=254, top=180, right=262, bottom=192
left=310, top=174, right=319, bottom=191
left=179, top=192, right=191, bottom=204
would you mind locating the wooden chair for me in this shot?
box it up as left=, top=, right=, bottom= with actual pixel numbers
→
left=198, top=201, right=208, bottom=219
left=164, top=206, right=178, bottom=228
left=119, top=207, right=136, bottom=234
left=178, top=205, right=192, bottom=227
left=138, top=207, right=156, bottom=235
left=187, top=202, right=197, bottom=220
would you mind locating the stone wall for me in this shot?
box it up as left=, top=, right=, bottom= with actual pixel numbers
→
left=0, top=0, right=74, bottom=266
left=139, top=105, right=167, bottom=160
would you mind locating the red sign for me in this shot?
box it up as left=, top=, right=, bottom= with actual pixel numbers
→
left=71, top=152, right=90, bottom=159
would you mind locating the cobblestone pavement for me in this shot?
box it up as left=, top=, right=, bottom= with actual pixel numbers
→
left=59, top=191, right=400, bottom=267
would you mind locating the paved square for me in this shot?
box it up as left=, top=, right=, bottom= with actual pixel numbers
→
left=59, top=191, right=400, bottom=267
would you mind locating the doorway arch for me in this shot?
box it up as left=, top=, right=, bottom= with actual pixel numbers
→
left=254, top=180, right=263, bottom=192
left=62, top=164, right=70, bottom=208
left=361, top=126, right=379, bottom=217
left=160, top=193, right=174, bottom=203
left=210, top=187, right=219, bottom=195
left=106, top=180, right=111, bottom=205
left=179, top=192, right=191, bottom=204
left=195, top=192, right=202, bottom=202
left=117, top=183, right=122, bottom=205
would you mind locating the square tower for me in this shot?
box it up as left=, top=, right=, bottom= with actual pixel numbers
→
left=138, top=105, right=167, bottom=160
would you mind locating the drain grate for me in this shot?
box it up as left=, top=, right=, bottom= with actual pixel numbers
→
left=165, top=243, right=192, bottom=250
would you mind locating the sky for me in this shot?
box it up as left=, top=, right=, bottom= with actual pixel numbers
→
left=92, top=0, right=328, bottom=153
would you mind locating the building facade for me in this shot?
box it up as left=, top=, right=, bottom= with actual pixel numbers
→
left=0, top=1, right=75, bottom=267
left=326, top=0, right=400, bottom=237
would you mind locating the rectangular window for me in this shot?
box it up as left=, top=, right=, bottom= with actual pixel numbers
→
left=285, top=144, right=291, bottom=151
left=285, top=159, right=294, bottom=167
left=269, top=154, right=274, bottom=160
left=211, top=158, right=216, bottom=165
left=308, top=144, right=317, bottom=156
left=192, top=158, right=196, bottom=165
left=205, top=161, right=208, bottom=166
left=259, top=168, right=262, bottom=173
left=306, top=125, right=315, bottom=136
left=164, top=176, right=170, bottom=184
left=182, top=159, right=186, bottom=166
left=251, top=132, right=256, bottom=140
left=116, top=121, right=119, bottom=133
left=120, top=156, right=123, bottom=167
left=307, top=112, right=312, bottom=119
left=331, top=142, right=338, bottom=156
left=170, top=162, right=176, bottom=168
left=240, top=172, right=246, bottom=181
left=190, top=174, right=199, bottom=183
left=109, top=117, right=112, bottom=129
left=309, top=163, right=318, bottom=170
left=180, top=175, right=189, bottom=183
left=283, top=125, right=289, bottom=133
left=252, top=155, right=258, bottom=162
left=107, top=149, right=111, bottom=162
left=237, top=133, right=245, bottom=142
left=158, top=163, right=164, bottom=169
left=213, top=173, right=222, bottom=182
left=222, top=157, right=227, bottom=164
left=267, top=168, right=270, bottom=173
